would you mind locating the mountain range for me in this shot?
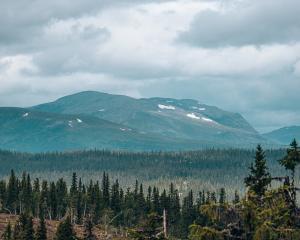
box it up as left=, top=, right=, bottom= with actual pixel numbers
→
left=262, top=126, right=300, bottom=146
left=0, top=91, right=297, bottom=152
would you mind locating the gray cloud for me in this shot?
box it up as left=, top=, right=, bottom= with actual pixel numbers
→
left=0, top=0, right=299, bottom=133
left=0, top=0, right=174, bottom=51
left=179, top=0, right=300, bottom=47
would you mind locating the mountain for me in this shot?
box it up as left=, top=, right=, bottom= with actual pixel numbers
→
left=263, top=126, right=300, bottom=145
left=0, top=107, right=219, bottom=152
left=0, top=91, right=275, bottom=152
left=30, top=91, right=271, bottom=149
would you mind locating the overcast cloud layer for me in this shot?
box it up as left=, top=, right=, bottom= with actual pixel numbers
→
left=0, top=0, right=299, bottom=132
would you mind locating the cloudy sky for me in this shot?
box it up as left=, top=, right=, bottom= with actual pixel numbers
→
left=0, top=0, right=299, bottom=132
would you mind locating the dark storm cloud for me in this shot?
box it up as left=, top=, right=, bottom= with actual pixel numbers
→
left=0, top=0, right=174, bottom=48
left=179, top=0, right=300, bottom=47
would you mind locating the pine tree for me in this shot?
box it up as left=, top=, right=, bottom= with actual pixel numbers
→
left=244, top=145, right=271, bottom=197
left=181, top=190, right=196, bottom=238
left=279, top=139, right=300, bottom=220
left=279, top=139, right=300, bottom=188
left=39, top=181, right=49, bottom=220
left=168, top=183, right=181, bottom=236
left=211, top=192, right=217, bottom=204
left=33, top=178, right=40, bottom=217
left=219, top=188, right=226, bottom=204
left=55, top=216, right=77, bottom=240
left=2, top=222, right=12, bottom=240
left=7, top=170, right=18, bottom=214
left=102, top=172, right=110, bottom=208
left=152, top=187, right=160, bottom=214
left=36, top=215, right=47, bottom=240
left=70, top=173, right=78, bottom=196
left=110, top=179, right=121, bottom=215
left=76, top=178, right=83, bottom=224
left=23, top=216, right=34, bottom=240
left=146, top=186, right=152, bottom=213
left=56, top=178, right=68, bottom=219
left=49, top=182, right=57, bottom=220
left=233, top=190, right=240, bottom=204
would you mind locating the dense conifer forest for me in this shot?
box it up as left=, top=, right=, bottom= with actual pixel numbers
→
left=0, top=140, right=299, bottom=239
left=0, top=148, right=287, bottom=197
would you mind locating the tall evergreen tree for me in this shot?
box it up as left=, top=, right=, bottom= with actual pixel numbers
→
left=233, top=190, right=240, bottom=204
left=36, top=215, right=47, bottom=240
left=219, top=188, right=226, bottom=204
left=55, top=216, right=77, bottom=240
left=49, top=182, right=57, bottom=220
left=102, top=172, right=110, bottom=208
left=7, top=170, right=18, bottom=213
left=244, top=145, right=271, bottom=197
left=181, top=190, right=196, bottom=238
left=279, top=139, right=300, bottom=188
left=23, top=216, right=34, bottom=240
left=56, top=178, right=68, bottom=219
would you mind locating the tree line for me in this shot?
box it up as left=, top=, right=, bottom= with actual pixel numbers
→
left=0, top=169, right=233, bottom=239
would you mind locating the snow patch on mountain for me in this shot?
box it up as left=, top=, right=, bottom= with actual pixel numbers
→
left=120, top=128, right=132, bottom=131
left=158, top=104, right=175, bottom=110
left=202, top=117, right=213, bottom=122
left=191, top=107, right=206, bottom=111
left=187, top=113, right=200, bottom=120
left=77, top=118, right=83, bottom=123
left=22, top=113, right=29, bottom=117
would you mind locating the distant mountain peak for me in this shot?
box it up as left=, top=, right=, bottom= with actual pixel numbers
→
left=0, top=91, right=277, bottom=152
left=263, top=125, right=300, bottom=145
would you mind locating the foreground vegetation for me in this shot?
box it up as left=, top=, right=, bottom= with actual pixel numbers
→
left=0, top=139, right=299, bottom=239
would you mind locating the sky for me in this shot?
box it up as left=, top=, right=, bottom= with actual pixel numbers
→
left=0, top=0, right=299, bottom=133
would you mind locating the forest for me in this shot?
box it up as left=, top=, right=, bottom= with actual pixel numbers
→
left=0, top=139, right=299, bottom=239
left=0, top=148, right=287, bottom=197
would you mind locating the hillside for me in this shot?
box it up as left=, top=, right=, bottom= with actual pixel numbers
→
left=0, top=107, right=212, bottom=152
left=30, top=91, right=272, bottom=150
left=263, top=126, right=300, bottom=145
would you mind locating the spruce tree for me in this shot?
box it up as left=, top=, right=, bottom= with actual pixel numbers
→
left=146, top=186, right=152, bottom=213
left=152, top=187, right=160, bottom=214
left=23, top=216, right=34, bottom=240
left=168, top=184, right=181, bottom=237
left=56, top=178, right=68, bottom=219
left=211, top=192, right=217, bottom=203
left=244, top=145, right=271, bottom=197
left=233, top=190, right=240, bottom=204
left=181, top=190, right=196, bottom=238
left=49, top=182, right=57, bottom=220
left=279, top=139, right=300, bottom=187
left=7, top=170, right=18, bottom=213
left=102, top=172, right=110, bottom=208
left=219, top=188, right=226, bottom=204
left=55, top=216, right=77, bottom=240
left=279, top=139, right=300, bottom=218
left=110, top=180, right=121, bottom=215
left=36, top=215, right=47, bottom=240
